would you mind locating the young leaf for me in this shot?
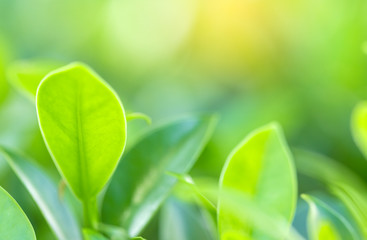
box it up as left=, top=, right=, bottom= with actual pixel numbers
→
left=36, top=62, right=127, bottom=201
left=302, top=194, right=359, bottom=240
left=0, top=186, right=36, bottom=240
left=126, top=112, right=152, bottom=125
left=215, top=187, right=304, bottom=240
left=159, top=196, right=217, bottom=240
left=7, top=60, right=62, bottom=100
left=102, top=115, right=217, bottom=237
left=218, top=123, right=297, bottom=238
left=0, top=147, right=82, bottom=240
left=351, top=101, right=367, bottom=159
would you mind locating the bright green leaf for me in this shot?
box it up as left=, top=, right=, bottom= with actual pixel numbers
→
left=159, top=196, right=217, bottom=240
left=208, top=187, right=304, bottom=240
left=351, top=102, right=367, bottom=159
left=0, top=186, right=36, bottom=240
left=302, top=194, right=359, bottom=240
left=218, top=123, right=297, bottom=239
left=7, top=60, right=62, bottom=100
left=36, top=62, right=127, bottom=202
left=102, top=115, right=217, bottom=236
left=0, top=147, right=82, bottom=240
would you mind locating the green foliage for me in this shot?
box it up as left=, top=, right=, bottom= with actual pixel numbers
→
left=218, top=123, right=297, bottom=239
left=36, top=62, right=127, bottom=227
left=7, top=60, right=62, bottom=100
left=351, top=101, right=367, bottom=159
left=302, top=194, right=358, bottom=240
left=83, top=229, right=109, bottom=240
left=1, top=58, right=367, bottom=239
left=295, top=150, right=367, bottom=238
left=102, top=115, right=217, bottom=236
left=160, top=196, right=216, bottom=240
left=0, top=186, right=35, bottom=240
left=0, top=147, right=82, bottom=240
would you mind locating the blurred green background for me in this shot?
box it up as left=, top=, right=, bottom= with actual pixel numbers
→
left=1, top=0, right=367, bottom=239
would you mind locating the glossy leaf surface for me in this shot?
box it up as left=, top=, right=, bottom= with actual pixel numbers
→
left=0, top=186, right=36, bottom=240
left=218, top=123, right=297, bottom=239
left=0, top=147, right=82, bottom=240
left=102, top=115, right=216, bottom=236
left=302, top=194, right=358, bottom=240
left=36, top=62, right=127, bottom=200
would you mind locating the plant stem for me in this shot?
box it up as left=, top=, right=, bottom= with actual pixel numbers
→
left=82, top=197, right=99, bottom=229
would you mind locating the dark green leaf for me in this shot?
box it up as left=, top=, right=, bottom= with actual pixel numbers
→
left=102, top=115, right=217, bottom=236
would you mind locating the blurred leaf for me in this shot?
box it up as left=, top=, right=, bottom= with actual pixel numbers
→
left=0, top=186, right=36, bottom=240
left=294, top=150, right=366, bottom=189
left=0, top=36, right=10, bottom=106
left=98, top=224, right=129, bottom=240
left=126, top=112, right=152, bottom=125
left=167, top=172, right=216, bottom=211
left=206, top=187, right=304, bottom=240
left=36, top=62, right=127, bottom=201
left=0, top=147, right=82, bottom=240
left=351, top=102, right=367, bottom=159
left=7, top=60, right=62, bottom=100
left=83, top=229, right=109, bottom=240
left=102, top=115, right=217, bottom=236
left=295, top=150, right=367, bottom=238
left=159, top=196, right=216, bottom=240
left=302, top=194, right=359, bottom=240
left=330, top=184, right=367, bottom=238
left=218, top=123, right=297, bottom=239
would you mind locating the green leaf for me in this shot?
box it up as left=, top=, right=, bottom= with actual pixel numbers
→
left=83, top=229, right=109, bottom=240
left=126, top=112, right=152, bottom=125
left=36, top=62, right=127, bottom=201
left=0, top=147, right=82, bottom=240
left=351, top=101, right=367, bottom=159
left=7, top=60, right=62, bottom=100
left=0, top=38, right=10, bottom=105
left=102, top=115, right=217, bottom=236
left=98, top=223, right=130, bottom=240
left=0, top=186, right=36, bottom=240
left=330, top=184, right=367, bottom=238
left=302, top=194, right=359, bottom=240
left=295, top=150, right=366, bottom=238
left=167, top=173, right=216, bottom=211
left=218, top=123, right=297, bottom=239
left=159, top=196, right=216, bottom=240
left=208, top=186, right=304, bottom=240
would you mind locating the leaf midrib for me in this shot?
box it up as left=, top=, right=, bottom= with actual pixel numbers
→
left=76, top=81, right=89, bottom=199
